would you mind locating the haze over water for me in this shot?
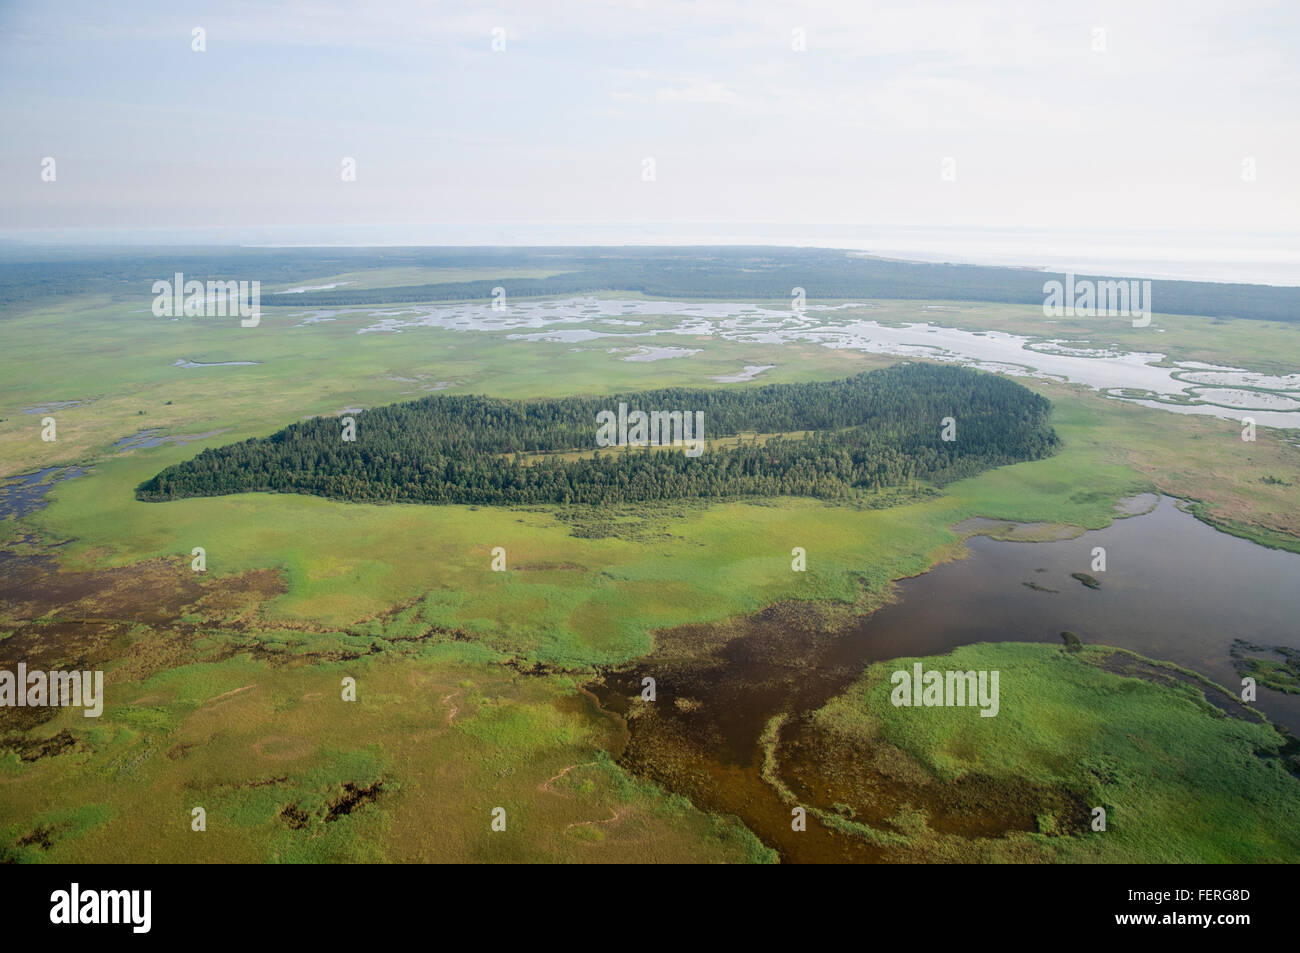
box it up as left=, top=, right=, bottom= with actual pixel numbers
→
left=7, top=225, right=1298, bottom=287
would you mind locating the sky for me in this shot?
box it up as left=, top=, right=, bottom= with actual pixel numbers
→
left=0, top=0, right=1297, bottom=240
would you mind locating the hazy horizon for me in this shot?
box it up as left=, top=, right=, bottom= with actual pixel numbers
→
left=3, top=0, right=1297, bottom=237
left=3, top=222, right=1298, bottom=286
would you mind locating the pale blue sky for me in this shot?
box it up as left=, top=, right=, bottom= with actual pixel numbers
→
left=1, top=0, right=1296, bottom=237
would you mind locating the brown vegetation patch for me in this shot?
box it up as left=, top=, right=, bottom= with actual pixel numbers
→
left=16, top=824, right=56, bottom=850
left=0, top=553, right=297, bottom=729
left=279, top=803, right=311, bottom=830
left=324, top=780, right=384, bottom=822
left=278, top=780, right=385, bottom=831
left=165, top=740, right=197, bottom=760
left=0, top=728, right=80, bottom=762
left=781, top=716, right=1092, bottom=846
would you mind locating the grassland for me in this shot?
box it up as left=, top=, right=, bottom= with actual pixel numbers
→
left=803, top=642, right=1300, bottom=862
left=2, top=273, right=1298, bottom=862
left=266, top=265, right=568, bottom=294
left=1, top=637, right=773, bottom=863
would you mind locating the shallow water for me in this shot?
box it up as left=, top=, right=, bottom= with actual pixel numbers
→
left=857, top=495, right=1300, bottom=734
left=275, top=281, right=353, bottom=294
left=111, top=429, right=227, bottom=452
left=591, top=494, right=1300, bottom=861
left=112, top=429, right=167, bottom=451
left=619, top=346, right=701, bottom=362
left=712, top=364, right=776, bottom=383
left=21, top=400, right=90, bottom=415
left=172, top=358, right=261, bottom=368
left=345, top=296, right=1300, bottom=429
left=0, top=467, right=86, bottom=521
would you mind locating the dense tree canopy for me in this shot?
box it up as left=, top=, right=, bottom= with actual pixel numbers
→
left=137, top=363, right=1059, bottom=506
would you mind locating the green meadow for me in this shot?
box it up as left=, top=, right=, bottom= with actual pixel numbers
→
left=808, top=642, right=1300, bottom=862
left=266, top=265, right=569, bottom=294
left=1, top=641, right=774, bottom=863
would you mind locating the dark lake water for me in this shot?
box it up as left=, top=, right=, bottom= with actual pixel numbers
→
left=848, top=493, right=1300, bottom=733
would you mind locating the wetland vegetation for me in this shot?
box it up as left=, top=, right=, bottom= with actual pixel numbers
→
left=2, top=248, right=1299, bottom=863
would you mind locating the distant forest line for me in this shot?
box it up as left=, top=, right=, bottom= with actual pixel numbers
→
left=2, top=245, right=1296, bottom=322
left=137, top=363, right=1060, bottom=507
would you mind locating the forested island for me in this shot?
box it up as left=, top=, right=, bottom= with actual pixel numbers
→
left=137, top=363, right=1059, bottom=506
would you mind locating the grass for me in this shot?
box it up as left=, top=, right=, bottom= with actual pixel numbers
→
left=810, top=642, right=1300, bottom=862
left=1, top=282, right=1298, bottom=863
left=0, top=641, right=772, bottom=863
left=265, top=265, right=569, bottom=294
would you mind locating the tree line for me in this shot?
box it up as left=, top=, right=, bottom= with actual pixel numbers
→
left=4, top=246, right=1296, bottom=323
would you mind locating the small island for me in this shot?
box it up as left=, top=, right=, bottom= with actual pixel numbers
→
left=138, top=364, right=1059, bottom=507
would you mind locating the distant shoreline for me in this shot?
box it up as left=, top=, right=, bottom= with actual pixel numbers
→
left=3, top=226, right=1299, bottom=287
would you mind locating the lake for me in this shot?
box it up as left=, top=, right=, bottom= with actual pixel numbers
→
left=590, top=494, right=1300, bottom=861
